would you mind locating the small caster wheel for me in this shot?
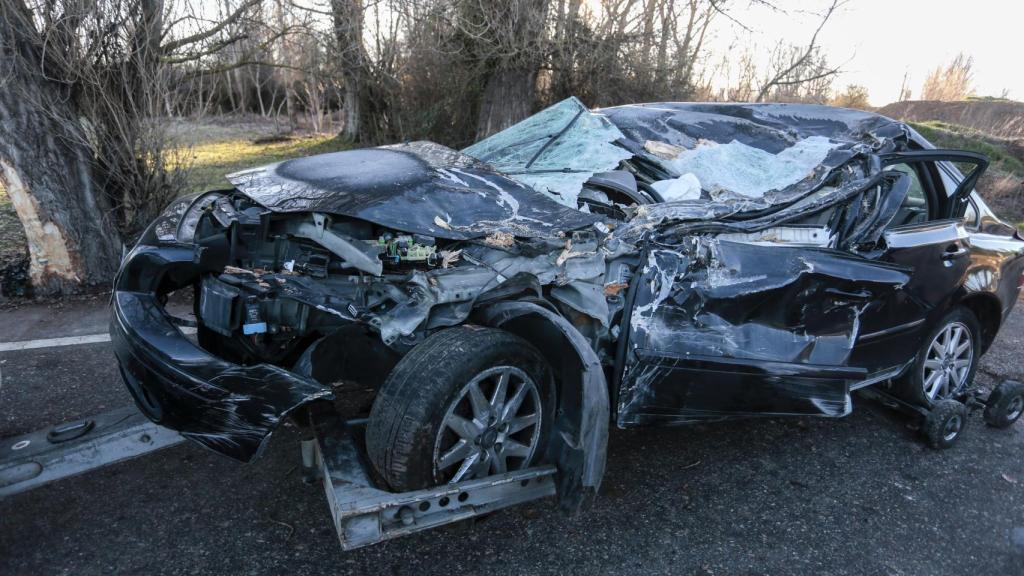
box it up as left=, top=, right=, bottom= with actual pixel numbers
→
left=923, top=399, right=967, bottom=449
left=983, top=380, right=1024, bottom=429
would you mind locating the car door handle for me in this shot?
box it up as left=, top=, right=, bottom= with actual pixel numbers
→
left=942, top=245, right=969, bottom=261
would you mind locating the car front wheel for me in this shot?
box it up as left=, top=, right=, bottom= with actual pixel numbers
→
left=365, top=326, right=554, bottom=492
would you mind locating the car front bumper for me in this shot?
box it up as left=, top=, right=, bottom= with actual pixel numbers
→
left=110, top=245, right=332, bottom=463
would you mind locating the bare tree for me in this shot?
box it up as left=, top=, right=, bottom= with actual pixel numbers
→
left=0, top=0, right=264, bottom=293
left=897, top=71, right=912, bottom=102
left=331, top=0, right=370, bottom=140
left=468, top=0, right=552, bottom=139
left=546, top=0, right=717, bottom=107
left=831, top=84, right=870, bottom=109
left=755, top=0, right=841, bottom=102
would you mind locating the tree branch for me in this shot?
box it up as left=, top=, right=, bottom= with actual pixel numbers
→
left=161, top=34, right=249, bottom=64
left=161, top=0, right=262, bottom=53
left=756, top=0, right=842, bottom=102
left=182, top=60, right=306, bottom=79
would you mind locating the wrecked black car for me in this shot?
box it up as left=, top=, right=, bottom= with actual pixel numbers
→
left=111, top=98, right=1024, bottom=514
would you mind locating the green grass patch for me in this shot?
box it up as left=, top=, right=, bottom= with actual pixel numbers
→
left=182, top=134, right=353, bottom=194
left=909, top=121, right=1024, bottom=177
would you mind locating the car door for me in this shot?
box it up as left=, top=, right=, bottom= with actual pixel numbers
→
left=848, top=151, right=988, bottom=377
left=614, top=150, right=988, bottom=427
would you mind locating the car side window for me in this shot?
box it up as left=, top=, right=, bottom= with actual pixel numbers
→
left=884, top=163, right=930, bottom=227
left=963, top=198, right=978, bottom=229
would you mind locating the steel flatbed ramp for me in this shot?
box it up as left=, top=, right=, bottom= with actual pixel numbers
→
left=1, top=404, right=560, bottom=552
left=0, top=406, right=184, bottom=497
left=310, top=411, right=558, bottom=550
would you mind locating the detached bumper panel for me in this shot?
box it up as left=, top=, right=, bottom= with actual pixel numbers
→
left=111, top=290, right=332, bottom=462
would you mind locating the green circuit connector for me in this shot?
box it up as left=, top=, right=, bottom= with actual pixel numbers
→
left=378, top=235, right=437, bottom=264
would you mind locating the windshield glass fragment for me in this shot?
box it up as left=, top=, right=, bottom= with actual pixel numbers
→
left=463, top=97, right=633, bottom=209
left=655, top=135, right=838, bottom=199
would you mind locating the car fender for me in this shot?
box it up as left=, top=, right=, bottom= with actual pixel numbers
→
left=478, top=300, right=609, bottom=513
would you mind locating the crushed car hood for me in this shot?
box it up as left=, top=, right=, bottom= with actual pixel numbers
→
left=226, top=142, right=601, bottom=240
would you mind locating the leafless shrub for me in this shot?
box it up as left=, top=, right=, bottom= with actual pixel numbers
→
left=830, top=84, right=870, bottom=110
left=921, top=53, right=975, bottom=101
left=979, top=171, right=1024, bottom=224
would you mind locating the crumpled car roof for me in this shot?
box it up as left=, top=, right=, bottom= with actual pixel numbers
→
left=600, top=102, right=903, bottom=151
left=465, top=98, right=910, bottom=214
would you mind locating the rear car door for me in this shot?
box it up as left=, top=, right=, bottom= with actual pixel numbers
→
left=849, top=151, right=988, bottom=376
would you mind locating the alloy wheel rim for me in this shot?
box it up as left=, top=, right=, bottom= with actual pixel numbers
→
left=922, top=322, right=973, bottom=402
left=433, top=366, right=542, bottom=484
left=943, top=414, right=963, bottom=442
left=1007, top=396, right=1024, bottom=421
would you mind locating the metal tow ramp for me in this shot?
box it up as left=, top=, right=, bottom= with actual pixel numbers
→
left=310, top=411, right=558, bottom=550
left=0, top=406, right=184, bottom=497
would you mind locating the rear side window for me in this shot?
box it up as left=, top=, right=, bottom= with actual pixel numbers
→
left=885, top=163, right=929, bottom=227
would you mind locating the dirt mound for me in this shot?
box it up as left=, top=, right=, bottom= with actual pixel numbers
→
left=878, top=100, right=1024, bottom=140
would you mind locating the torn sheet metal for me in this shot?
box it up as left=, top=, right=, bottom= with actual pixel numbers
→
left=618, top=239, right=912, bottom=425
left=601, top=102, right=901, bottom=153
left=111, top=290, right=332, bottom=462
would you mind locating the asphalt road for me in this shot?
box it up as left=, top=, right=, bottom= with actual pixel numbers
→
left=1, top=297, right=1023, bottom=576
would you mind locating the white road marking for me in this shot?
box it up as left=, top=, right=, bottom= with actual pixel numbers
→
left=0, top=327, right=197, bottom=353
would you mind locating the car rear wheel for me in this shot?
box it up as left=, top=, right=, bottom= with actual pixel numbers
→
left=895, top=306, right=981, bottom=408
left=365, top=326, right=554, bottom=492
left=983, top=380, right=1024, bottom=429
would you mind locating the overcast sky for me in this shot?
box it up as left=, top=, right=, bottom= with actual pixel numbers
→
left=706, top=0, right=1022, bottom=105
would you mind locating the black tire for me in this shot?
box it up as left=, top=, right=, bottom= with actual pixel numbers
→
left=366, top=326, right=554, bottom=492
left=983, top=380, right=1024, bottom=429
left=895, top=306, right=981, bottom=408
left=922, top=399, right=967, bottom=449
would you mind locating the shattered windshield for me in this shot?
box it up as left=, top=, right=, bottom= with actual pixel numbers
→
left=463, top=97, right=632, bottom=209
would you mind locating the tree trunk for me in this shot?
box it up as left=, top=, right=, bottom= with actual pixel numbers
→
left=472, top=0, right=550, bottom=140
left=342, top=81, right=361, bottom=140
left=331, top=0, right=369, bottom=141
left=475, top=69, right=538, bottom=140
left=133, top=0, right=165, bottom=116
left=0, top=0, right=124, bottom=293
